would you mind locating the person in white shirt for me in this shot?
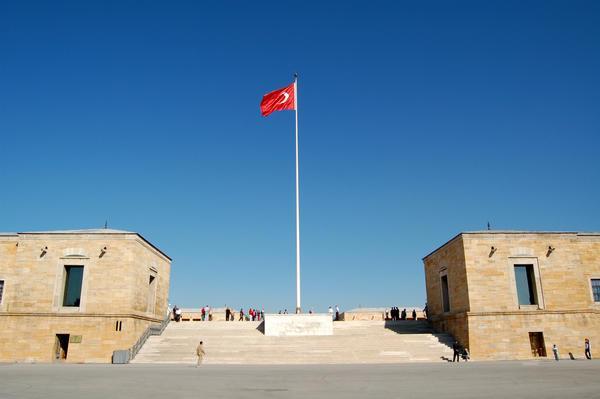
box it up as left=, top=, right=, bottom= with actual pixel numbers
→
left=328, top=306, right=334, bottom=320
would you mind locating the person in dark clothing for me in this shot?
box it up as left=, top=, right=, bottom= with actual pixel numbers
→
left=452, top=341, right=460, bottom=362
left=585, top=338, right=592, bottom=359
left=412, top=309, right=417, bottom=320
left=225, top=307, right=230, bottom=321
left=401, top=308, right=407, bottom=320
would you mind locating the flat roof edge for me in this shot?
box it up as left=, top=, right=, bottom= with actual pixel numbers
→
left=422, top=233, right=463, bottom=261
left=14, top=231, right=172, bottom=262
left=423, top=230, right=600, bottom=261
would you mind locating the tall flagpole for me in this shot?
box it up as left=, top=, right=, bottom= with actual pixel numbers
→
left=294, top=73, right=301, bottom=314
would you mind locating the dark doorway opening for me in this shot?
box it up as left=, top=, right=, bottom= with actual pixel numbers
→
left=441, top=275, right=450, bottom=313
left=529, top=332, right=546, bottom=357
left=55, top=334, right=70, bottom=361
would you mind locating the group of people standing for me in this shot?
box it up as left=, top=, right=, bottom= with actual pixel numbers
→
left=327, top=305, right=341, bottom=321
left=231, top=307, right=264, bottom=321
left=388, top=307, right=417, bottom=321
left=452, top=341, right=470, bottom=362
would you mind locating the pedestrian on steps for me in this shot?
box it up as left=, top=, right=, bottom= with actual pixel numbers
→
left=196, top=341, right=205, bottom=367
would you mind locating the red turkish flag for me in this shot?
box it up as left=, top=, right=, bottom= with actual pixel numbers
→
left=260, top=82, right=296, bottom=117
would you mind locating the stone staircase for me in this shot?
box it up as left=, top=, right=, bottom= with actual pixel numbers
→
left=131, top=320, right=455, bottom=364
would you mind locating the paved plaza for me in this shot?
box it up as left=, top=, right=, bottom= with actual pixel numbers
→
left=1, top=361, right=599, bottom=399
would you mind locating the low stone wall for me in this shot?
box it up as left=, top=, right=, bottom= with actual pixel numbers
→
left=341, top=309, right=425, bottom=321
left=173, top=309, right=250, bottom=322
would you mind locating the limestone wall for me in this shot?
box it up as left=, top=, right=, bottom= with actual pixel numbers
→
left=2, top=233, right=170, bottom=318
left=424, top=232, right=600, bottom=360
left=462, top=233, right=593, bottom=312
left=468, top=311, right=600, bottom=360
left=423, top=235, right=470, bottom=317
left=0, top=231, right=171, bottom=363
left=0, top=314, right=154, bottom=363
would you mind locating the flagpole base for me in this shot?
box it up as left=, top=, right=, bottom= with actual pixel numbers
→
left=295, top=307, right=301, bottom=314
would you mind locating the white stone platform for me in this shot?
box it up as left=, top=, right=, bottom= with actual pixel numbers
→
left=263, top=314, right=333, bottom=336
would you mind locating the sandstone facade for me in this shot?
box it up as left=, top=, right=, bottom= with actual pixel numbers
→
left=423, top=231, right=600, bottom=360
left=0, top=229, right=171, bottom=363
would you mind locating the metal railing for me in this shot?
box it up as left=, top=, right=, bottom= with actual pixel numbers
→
left=114, top=313, right=170, bottom=363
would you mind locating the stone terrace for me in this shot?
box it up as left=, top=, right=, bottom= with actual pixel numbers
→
left=132, top=320, right=454, bottom=364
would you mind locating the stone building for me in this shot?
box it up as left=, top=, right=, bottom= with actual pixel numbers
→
left=423, top=231, right=600, bottom=360
left=0, top=229, right=171, bottom=363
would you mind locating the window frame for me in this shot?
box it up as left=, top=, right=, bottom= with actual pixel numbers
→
left=590, top=278, right=600, bottom=304
left=508, top=257, right=545, bottom=310
left=62, top=265, right=84, bottom=307
left=0, top=279, right=4, bottom=305
left=439, top=271, right=451, bottom=314
left=147, top=270, right=158, bottom=314
left=514, top=264, right=538, bottom=306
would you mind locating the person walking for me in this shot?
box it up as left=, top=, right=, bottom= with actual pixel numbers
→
left=452, top=341, right=460, bottom=362
left=239, top=308, right=244, bottom=321
left=552, top=344, right=559, bottom=361
left=328, top=306, right=334, bottom=319
left=335, top=305, right=340, bottom=321
left=412, top=309, right=417, bottom=320
left=585, top=338, right=592, bottom=359
left=196, top=341, right=205, bottom=366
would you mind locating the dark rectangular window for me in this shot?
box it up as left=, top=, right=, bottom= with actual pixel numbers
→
left=0, top=280, right=4, bottom=303
left=63, top=266, right=84, bottom=307
left=514, top=264, right=537, bottom=306
left=441, top=275, right=450, bottom=312
left=592, top=279, right=600, bottom=302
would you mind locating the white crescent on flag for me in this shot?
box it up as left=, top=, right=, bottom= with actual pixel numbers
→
left=278, top=92, right=290, bottom=104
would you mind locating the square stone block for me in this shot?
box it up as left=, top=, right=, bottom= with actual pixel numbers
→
left=263, top=314, right=333, bottom=336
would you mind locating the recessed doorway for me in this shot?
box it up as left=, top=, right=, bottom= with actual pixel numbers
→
left=55, top=334, right=70, bottom=361
left=529, top=332, right=546, bottom=357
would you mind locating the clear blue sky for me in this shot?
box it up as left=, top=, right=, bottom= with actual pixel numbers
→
left=1, top=1, right=599, bottom=312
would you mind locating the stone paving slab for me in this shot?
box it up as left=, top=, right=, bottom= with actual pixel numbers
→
left=1, top=361, right=600, bottom=399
